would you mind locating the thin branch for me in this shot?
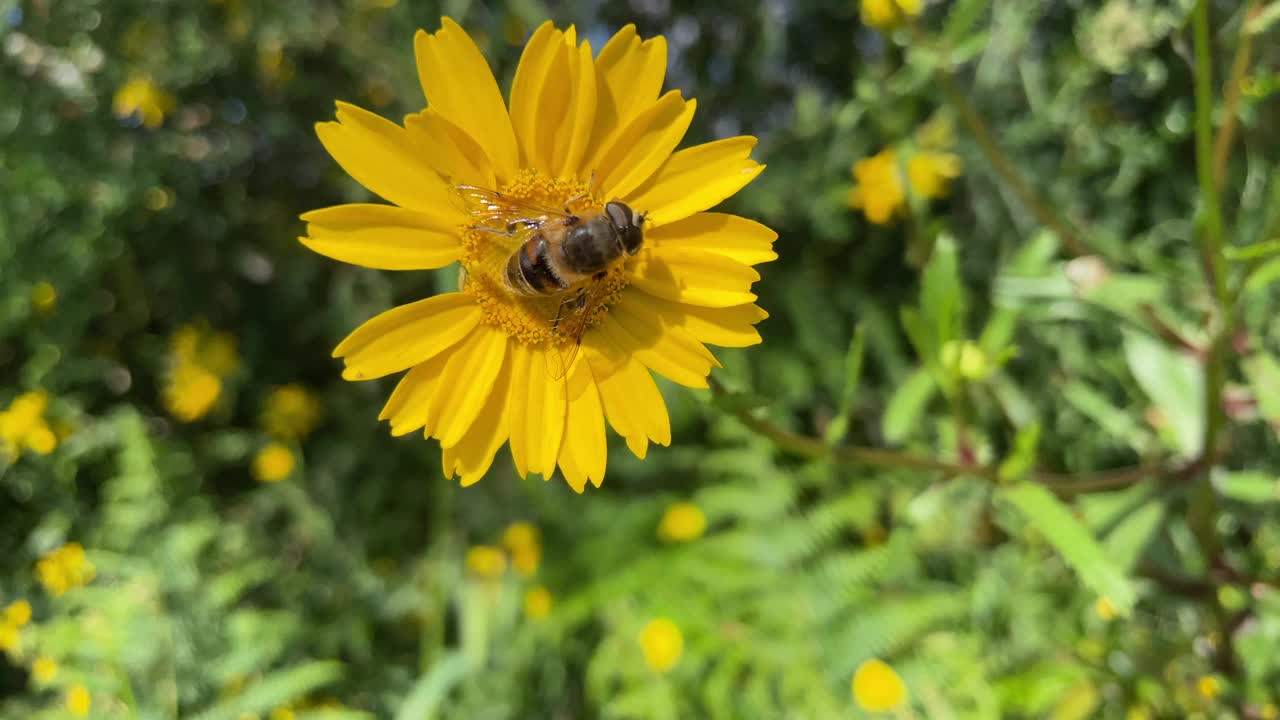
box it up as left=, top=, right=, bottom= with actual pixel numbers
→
left=1212, top=1, right=1261, bottom=190
left=712, top=379, right=1183, bottom=498
left=927, top=50, right=1092, bottom=258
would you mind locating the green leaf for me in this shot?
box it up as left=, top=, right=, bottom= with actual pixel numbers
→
left=1061, top=381, right=1151, bottom=452
left=998, top=422, right=1041, bottom=481
left=1103, top=498, right=1166, bottom=572
left=920, top=234, right=965, bottom=358
left=1223, top=237, right=1280, bottom=262
left=1243, top=354, right=1280, bottom=424
left=1245, top=1, right=1280, bottom=35
left=999, top=482, right=1137, bottom=615
left=395, top=653, right=473, bottom=720
left=1122, top=331, right=1204, bottom=456
left=1215, top=470, right=1280, bottom=504
left=824, top=325, right=866, bottom=446
left=882, top=369, right=937, bottom=444
left=192, top=662, right=344, bottom=720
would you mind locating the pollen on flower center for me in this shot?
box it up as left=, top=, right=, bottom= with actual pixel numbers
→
left=459, top=168, right=629, bottom=348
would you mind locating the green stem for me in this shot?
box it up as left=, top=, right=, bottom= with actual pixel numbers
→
left=1191, top=0, right=1237, bottom=674
left=933, top=62, right=1091, bottom=258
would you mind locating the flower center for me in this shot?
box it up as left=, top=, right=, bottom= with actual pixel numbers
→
left=459, top=169, right=629, bottom=348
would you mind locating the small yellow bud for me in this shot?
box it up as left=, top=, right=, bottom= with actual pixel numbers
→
left=639, top=618, right=683, bottom=673
left=658, top=502, right=707, bottom=543
left=851, top=658, right=908, bottom=712
left=523, top=586, right=553, bottom=620
left=465, top=545, right=507, bottom=580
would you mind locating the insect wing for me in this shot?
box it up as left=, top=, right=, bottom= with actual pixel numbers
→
left=452, top=185, right=571, bottom=231
left=543, top=279, right=612, bottom=381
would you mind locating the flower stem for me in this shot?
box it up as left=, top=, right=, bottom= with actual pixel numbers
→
left=1212, top=1, right=1260, bottom=190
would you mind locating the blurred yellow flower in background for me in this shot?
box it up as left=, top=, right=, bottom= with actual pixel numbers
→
left=502, top=522, right=541, bottom=577
left=850, top=114, right=962, bottom=225
left=3, top=600, right=31, bottom=627
left=657, top=501, right=707, bottom=542
left=465, top=545, right=507, bottom=580
left=303, top=19, right=771, bottom=492
left=164, top=324, right=239, bottom=422
left=32, top=656, right=58, bottom=684
left=852, top=658, right=908, bottom=711
left=270, top=707, right=296, bottom=720
left=1094, top=596, right=1119, bottom=622
left=252, top=442, right=296, bottom=482
left=30, top=281, right=57, bottom=315
left=1197, top=675, right=1221, bottom=700
left=262, top=385, right=322, bottom=439
left=523, top=586, right=553, bottom=619
left=113, top=75, right=175, bottom=128
left=36, top=543, right=96, bottom=597
left=861, top=0, right=922, bottom=32
left=65, top=684, right=91, bottom=717
left=639, top=617, right=683, bottom=672
left=0, top=624, right=19, bottom=654
left=0, top=391, right=59, bottom=460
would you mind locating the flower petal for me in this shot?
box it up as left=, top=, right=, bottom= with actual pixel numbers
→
left=404, top=109, right=496, bottom=189
left=335, top=293, right=479, bottom=381
left=506, top=344, right=567, bottom=479
left=300, top=204, right=461, bottom=270
left=627, top=290, right=767, bottom=348
left=315, top=102, right=455, bottom=214
left=645, top=212, right=778, bottom=266
left=592, top=91, right=696, bottom=201
left=378, top=351, right=452, bottom=436
left=414, top=18, right=518, bottom=183
left=442, top=343, right=513, bottom=486
left=625, top=136, right=764, bottom=227
left=627, top=247, right=760, bottom=308
left=555, top=356, right=607, bottom=492
left=596, top=300, right=718, bottom=388
left=427, top=326, right=508, bottom=447
left=509, top=22, right=570, bottom=176
left=583, top=334, right=671, bottom=457
left=554, top=40, right=597, bottom=180
left=588, top=26, right=667, bottom=159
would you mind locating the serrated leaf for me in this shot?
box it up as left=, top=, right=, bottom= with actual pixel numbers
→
left=999, top=482, right=1137, bottom=615
left=1122, top=331, right=1204, bottom=457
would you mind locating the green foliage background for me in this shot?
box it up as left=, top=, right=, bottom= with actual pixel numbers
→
left=3, top=0, right=1280, bottom=717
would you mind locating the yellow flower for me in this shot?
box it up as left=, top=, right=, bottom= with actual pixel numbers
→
left=639, top=617, right=683, bottom=672
left=36, top=542, right=96, bottom=597
left=270, top=708, right=296, bottom=720
left=252, top=442, right=297, bottom=482
left=861, top=0, right=923, bottom=31
left=3, top=600, right=31, bottom=627
left=0, top=390, right=59, bottom=459
left=113, top=75, right=175, bottom=128
left=523, top=586, right=553, bottom=619
left=849, top=146, right=961, bottom=225
left=1197, top=675, right=1221, bottom=700
left=31, top=281, right=57, bottom=315
left=465, top=545, right=507, bottom=580
left=0, top=623, right=19, bottom=653
left=164, top=363, right=223, bottom=423
left=65, top=684, right=91, bottom=717
left=906, top=151, right=962, bottom=200
left=940, top=340, right=991, bottom=381
left=852, top=658, right=908, bottom=712
left=164, top=324, right=239, bottom=422
left=1094, top=596, right=1118, bottom=622
left=32, top=656, right=58, bottom=684
left=262, top=385, right=322, bottom=439
left=303, top=19, right=772, bottom=492
left=657, top=501, right=706, bottom=542
left=502, top=522, right=541, bottom=576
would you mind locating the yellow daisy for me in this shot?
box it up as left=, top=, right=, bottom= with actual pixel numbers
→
left=303, top=19, right=773, bottom=492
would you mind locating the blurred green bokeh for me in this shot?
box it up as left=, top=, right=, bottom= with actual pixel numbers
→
left=3, top=0, right=1280, bottom=717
